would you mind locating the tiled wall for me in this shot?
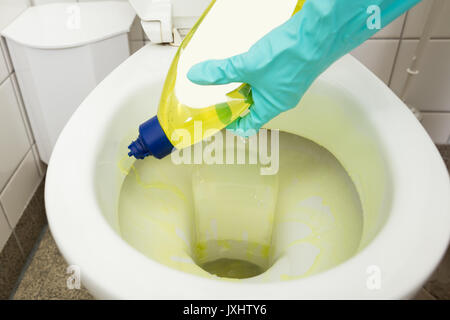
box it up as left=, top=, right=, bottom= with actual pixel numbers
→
left=351, top=0, right=450, bottom=144
left=0, top=0, right=45, bottom=254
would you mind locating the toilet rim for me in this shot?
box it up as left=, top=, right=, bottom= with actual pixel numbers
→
left=45, top=45, right=450, bottom=299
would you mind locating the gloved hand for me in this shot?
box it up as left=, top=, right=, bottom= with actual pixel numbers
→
left=188, top=0, right=421, bottom=136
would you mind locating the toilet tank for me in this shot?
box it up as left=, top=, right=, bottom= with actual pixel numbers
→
left=1, top=1, right=136, bottom=163
left=129, top=0, right=211, bottom=43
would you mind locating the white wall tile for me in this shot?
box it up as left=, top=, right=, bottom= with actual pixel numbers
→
left=0, top=0, right=29, bottom=31
left=0, top=205, right=12, bottom=251
left=351, top=39, right=399, bottom=84
left=404, top=0, right=450, bottom=38
left=0, top=147, right=42, bottom=228
left=0, top=78, right=31, bottom=191
left=372, top=14, right=406, bottom=38
left=421, top=113, right=450, bottom=144
left=31, top=144, right=46, bottom=177
left=0, top=41, right=8, bottom=82
left=390, top=39, right=450, bottom=112
left=0, top=37, right=13, bottom=74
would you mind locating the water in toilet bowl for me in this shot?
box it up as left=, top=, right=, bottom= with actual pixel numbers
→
left=118, top=131, right=363, bottom=281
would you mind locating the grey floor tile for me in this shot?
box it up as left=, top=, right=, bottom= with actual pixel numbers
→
left=414, top=288, right=436, bottom=300
left=13, top=228, right=93, bottom=300
left=14, top=180, right=47, bottom=259
left=0, top=234, right=25, bottom=299
left=424, top=245, right=450, bottom=300
left=12, top=229, right=55, bottom=300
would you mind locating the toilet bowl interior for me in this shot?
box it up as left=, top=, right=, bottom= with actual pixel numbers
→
left=94, top=78, right=391, bottom=282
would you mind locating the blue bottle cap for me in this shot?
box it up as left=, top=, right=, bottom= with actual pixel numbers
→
left=128, top=116, right=174, bottom=160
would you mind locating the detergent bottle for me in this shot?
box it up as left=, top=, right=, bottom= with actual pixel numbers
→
left=128, top=0, right=306, bottom=159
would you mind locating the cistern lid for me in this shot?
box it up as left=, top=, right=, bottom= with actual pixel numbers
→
left=1, top=1, right=135, bottom=49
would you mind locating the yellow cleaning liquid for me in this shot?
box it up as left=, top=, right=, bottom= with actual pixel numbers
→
left=118, top=131, right=363, bottom=281
left=157, top=0, right=307, bottom=149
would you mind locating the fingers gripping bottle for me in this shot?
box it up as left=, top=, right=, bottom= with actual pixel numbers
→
left=128, top=0, right=306, bottom=159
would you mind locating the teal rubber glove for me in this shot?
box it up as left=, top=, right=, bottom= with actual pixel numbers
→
left=188, top=0, right=421, bottom=136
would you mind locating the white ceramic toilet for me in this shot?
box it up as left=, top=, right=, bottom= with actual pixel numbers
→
left=44, top=1, right=450, bottom=299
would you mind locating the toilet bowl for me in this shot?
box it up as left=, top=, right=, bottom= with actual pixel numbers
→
left=45, top=42, right=450, bottom=299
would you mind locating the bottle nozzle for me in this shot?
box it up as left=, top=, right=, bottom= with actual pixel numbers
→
left=128, top=136, right=152, bottom=159
left=127, top=116, right=174, bottom=160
